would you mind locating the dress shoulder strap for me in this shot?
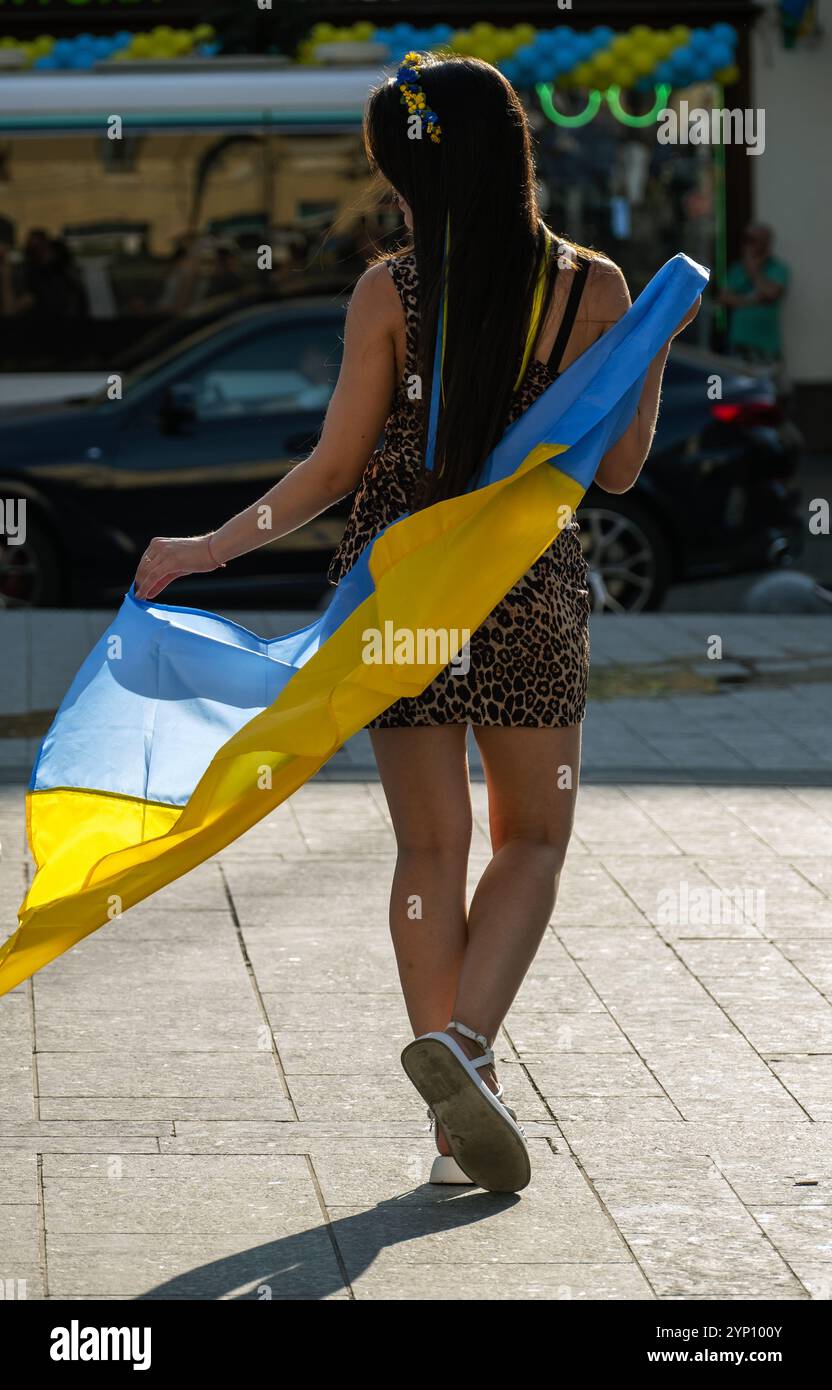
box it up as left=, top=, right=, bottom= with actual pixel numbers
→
left=546, top=253, right=591, bottom=376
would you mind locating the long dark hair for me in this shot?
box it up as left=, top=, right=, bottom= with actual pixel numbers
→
left=365, top=55, right=558, bottom=507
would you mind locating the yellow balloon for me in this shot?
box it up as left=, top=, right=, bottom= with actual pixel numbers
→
left=514, top=25, right=536, bottom=44
left=612, top=64, right=635, bottom=88
left=354, top=21, right=374, bottom=41
left=670, top=26, right=691, bottom=45
left=715, top=64, right=740, bottom=85
left=572, top=62, right=595, bottom=87
left=632, top=51, right=656, bottom=76
left=593, top=52, right=614, bottom=74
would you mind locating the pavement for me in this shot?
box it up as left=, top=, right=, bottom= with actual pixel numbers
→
left=1, top=611, right=831, bottom=1301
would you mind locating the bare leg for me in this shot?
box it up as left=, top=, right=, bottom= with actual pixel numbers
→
left=452, top=724, right=581, bottom=1050
left=369, top=725, right=472, bottom=1037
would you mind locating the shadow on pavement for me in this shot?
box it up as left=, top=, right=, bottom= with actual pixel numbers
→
left=135, top=1187, right=520, bottom=1300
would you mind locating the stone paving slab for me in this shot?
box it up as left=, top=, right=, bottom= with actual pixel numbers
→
left=1, top=777, right=832, bottom=1299
left=46, top=1232, right=348, bottom=1301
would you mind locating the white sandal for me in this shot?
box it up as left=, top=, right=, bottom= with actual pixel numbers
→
left=426, top=1110, right=474, bottom=1185
left=403, top=1020, right=531, bottom=1193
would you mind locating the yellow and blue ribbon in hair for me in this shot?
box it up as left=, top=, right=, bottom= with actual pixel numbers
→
left=0, top=253, right=708, bottom=996
left=426, top=223, right=553, bottom=473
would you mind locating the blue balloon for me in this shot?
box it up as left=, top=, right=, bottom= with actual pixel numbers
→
left=692, top=54, right=716, bottom=81
left=710, top=42, right=733, bottom=69
left=668, top=49, right=693, bottom=83
left=712, top=23, right=737, bottom=46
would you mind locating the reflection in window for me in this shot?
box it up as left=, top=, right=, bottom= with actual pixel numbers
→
left=187, top=326, right=341, bottom=420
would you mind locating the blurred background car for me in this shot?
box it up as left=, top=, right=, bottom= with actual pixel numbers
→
left=0, top=299, right=803, bottom=612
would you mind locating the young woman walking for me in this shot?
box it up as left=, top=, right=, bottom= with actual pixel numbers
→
left=134, top=55, right=698, bottom=1193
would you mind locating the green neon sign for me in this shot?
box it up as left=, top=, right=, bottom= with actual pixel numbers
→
left=605, top=84, right=673, bottom=126
left=536, top=83, right=673, bottom=128
left=535, top=84, right=602, bottom=127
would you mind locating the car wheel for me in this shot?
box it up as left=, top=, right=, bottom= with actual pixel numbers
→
left=0, top=513, right=62, bottom=608
left=579, top=497, right=671, bottom=613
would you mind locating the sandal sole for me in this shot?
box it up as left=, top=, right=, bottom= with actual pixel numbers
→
left=402, top=1037, right=531, bottom=1193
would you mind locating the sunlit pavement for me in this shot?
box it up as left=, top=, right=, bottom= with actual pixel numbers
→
left=1, top=613, right=831, bottom=1299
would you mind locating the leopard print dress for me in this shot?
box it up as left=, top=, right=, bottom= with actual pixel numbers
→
left=327, top=252, right=590, bottom=728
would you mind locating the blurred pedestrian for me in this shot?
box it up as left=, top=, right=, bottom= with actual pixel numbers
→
left=203, top=242, right=243, bottom=299
left=719, top=223, right=789, bottom=363
left=0, top=230, right=87, bottom=319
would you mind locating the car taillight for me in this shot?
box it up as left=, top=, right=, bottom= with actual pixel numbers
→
left=710, top=400, right=784, bottom=426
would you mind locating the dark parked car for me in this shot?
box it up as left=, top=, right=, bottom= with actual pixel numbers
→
left=0, top=304, right=803, bottom=611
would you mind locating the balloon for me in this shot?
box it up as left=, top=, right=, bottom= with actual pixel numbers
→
left=632, top=50, right=656, bottom=77
left=710, top=42, right=734, bottom=70
left=571, top=62, right=595, bottom=88
left=715, top=64, right=740, bottom=85
left=713, top=23, right=738, bottom=47
left=611, top=35, right=634, bottom=55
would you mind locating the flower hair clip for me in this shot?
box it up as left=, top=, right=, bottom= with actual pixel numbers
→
left=396, top=52, right=442, bottom=144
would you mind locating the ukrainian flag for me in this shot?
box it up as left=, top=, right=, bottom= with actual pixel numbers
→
left=0, top=254, right=708, bottom=995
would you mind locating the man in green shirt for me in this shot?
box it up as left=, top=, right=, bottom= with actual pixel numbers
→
left=720, top=224, right=790, bottom=363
